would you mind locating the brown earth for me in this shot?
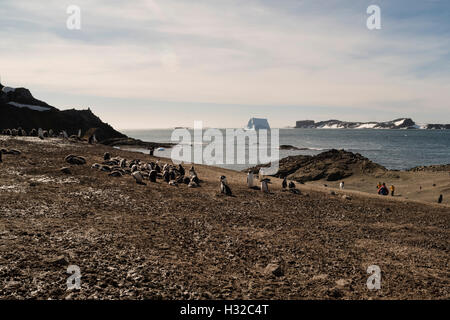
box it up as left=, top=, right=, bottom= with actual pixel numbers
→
left=0, top=136, right=449, bottom=300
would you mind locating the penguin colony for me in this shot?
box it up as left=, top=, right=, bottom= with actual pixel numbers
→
left=0, top=127, right=95, bottom=144
left=91, top=152, right=202, bottom=188
left=1, top=127, right=302, bottom=196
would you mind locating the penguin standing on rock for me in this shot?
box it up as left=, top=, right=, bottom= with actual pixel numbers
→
left=220, top=176, right=232, bottom=196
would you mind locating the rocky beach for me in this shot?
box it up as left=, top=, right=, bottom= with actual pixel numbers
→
left=0, top=136, right=448, bottom=300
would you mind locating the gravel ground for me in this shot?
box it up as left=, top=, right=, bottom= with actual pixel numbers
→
left=0, top=136, right=449, bottom=300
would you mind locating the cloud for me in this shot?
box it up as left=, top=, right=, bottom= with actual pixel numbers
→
left=0, top=0, right=449, bottom=127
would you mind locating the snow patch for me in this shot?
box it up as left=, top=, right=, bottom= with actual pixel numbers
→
left=355, top=123, right=377, bottom=129
left=7, top=102, right=51, bottom=112
left=394, top=119, right=406, bottom=126
left=1, top=87, right=15, bottom=94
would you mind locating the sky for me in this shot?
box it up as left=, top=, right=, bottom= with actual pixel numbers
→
left=0, top=0, right=449, bottom=129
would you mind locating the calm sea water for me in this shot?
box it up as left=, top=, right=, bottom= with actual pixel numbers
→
left=121, top=129, right=450, bottom=171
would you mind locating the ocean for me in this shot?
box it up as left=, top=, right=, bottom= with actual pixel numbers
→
left=121, top=129, right=450, bottom=171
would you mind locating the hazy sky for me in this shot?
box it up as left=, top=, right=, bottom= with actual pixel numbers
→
left=1, top=0, right=449, bottom=128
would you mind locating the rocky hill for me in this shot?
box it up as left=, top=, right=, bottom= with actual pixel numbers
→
left=295, top=118, right=450, bottom=129
left=250, top=149, right=387, bottom=182
left=0, top=82, right=126, bottom=142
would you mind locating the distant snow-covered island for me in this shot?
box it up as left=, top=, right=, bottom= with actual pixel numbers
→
left=295, top=118, right=450, bottom=130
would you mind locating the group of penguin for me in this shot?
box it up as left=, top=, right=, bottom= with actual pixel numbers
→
left=88, top=152, right=299, bottom=196
left=218, top=170, right=300, bottom=196
left=1, top=127, right=96, bottom=143
left=91, top=152, right=201, bottom=188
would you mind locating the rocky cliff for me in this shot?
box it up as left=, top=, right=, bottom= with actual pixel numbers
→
left=0, top=83, right=126, bottom=142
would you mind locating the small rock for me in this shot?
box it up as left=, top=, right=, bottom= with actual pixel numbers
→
left=46, top=255, right=69, bottom=266
left=263, top=263, right=284, bottom=277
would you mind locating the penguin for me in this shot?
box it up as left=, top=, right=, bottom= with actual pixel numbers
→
left=162, top=170, right=170, bottom=183
left=149, top=170, right=157, bottom=182
left=78, top=129, right=82, bottom=138
left=288, top=181, right=300, bottom=194
left=282, top=177, right=287, bottom=189
left=168, top=180, right=178, bottom=186
left=191, top=175, right=200, bottom=185
left=188, top=180, right=199, bottom=188
left=38, top=128, right=44, bottom=140
left=104, top=152, right=111, bottom=161
left=178, top=164, right=185, bottom=177
left=119, top=159, right=127, bottom=168
left=131, top=164, right=138, bottom=173
left=11, top=129, right=18, bottom=136
left=132, top=171, right=146, bottom=185
left=6, top=149, right=21, bottom=155
left=65, top=155, right=86, bottom=165
left=169, top=170, right=176, bottom=181
left=155, top=163, right=161, bottom=173
left=261, top=178, right=270, bottom=193
left=91, top=163, right=101, bottom=169
left=109, top=171, right=123, bottom=177
left=220, top=176, right=232, bottom=196
left=49, top=129, right=54, bottom=137
left=101, top=165, right=112, bottom=172
left=247, top=171, right=255, bottom=188
left=438, top=194, right=443, bottom=204
left=183, top=176, right=191, bottom=184
left=189, top=166, right=197, bottom=177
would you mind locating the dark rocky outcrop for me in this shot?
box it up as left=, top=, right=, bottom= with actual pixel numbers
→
left=249, top=149, right=387, bottom=182
left=0, top=82, right=125, bottom=142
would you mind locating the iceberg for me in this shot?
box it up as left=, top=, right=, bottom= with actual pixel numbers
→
left=245, top=118, right=270, bottom=130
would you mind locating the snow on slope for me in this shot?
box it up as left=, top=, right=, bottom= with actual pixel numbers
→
left=2, top=87, right=15, bottom=94
left=7, top=102, right=51, bottom=112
